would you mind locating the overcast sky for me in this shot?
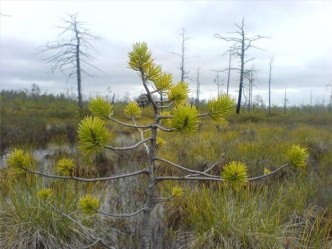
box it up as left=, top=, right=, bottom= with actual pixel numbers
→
left=1, top=0, right=332, bottom=106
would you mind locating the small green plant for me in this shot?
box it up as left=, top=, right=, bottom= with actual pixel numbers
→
left=287, top=144, right=309, bottom=168
left=89, top=96, right=113, bottom=119
left=7, top=149, right=33, bottom=174
left=172, top=185, right=184, bottom=198
left=55, top=158, right=74, bottom=175
left=79, top=194, right=100, bottom=215
left=171, top=105, right=199, bottom=135
left=123, top=101, right=142, bottom=119
left=37, top=188, right=52, bottom=200
left=222, top=161, right=248, bottom=191
left=77, top=116, right=111, bottom=155
left=7, top=42, right=309, bottom=249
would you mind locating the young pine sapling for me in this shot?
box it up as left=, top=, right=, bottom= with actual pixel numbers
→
left=7, top=42, right=309, bottom=249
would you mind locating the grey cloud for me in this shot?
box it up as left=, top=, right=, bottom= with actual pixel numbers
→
left=1, top=1, right=332, bottom=105
left=0, top=38, right=53, bottom=85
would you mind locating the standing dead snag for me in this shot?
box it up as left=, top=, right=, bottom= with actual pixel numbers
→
left=40, top=13, right=99, bottom=109
left=243, top=68, right=259, bottom=112
left=268, top=58, right=273, bottom=115
left=213, top=48, right=234, bottom=96
left=195, top=67, right=200, bottom=108
left=172, top=28, right=192, bottom=82
left=215, top=18, right=268, bottom=114
left=226, top=48, right=233, bottom=95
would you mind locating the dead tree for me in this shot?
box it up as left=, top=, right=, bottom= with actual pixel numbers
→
left=40, top=13, right=98, bottom=109
left=226, top=48, right=233, bottom=95
left=215, top=18, right=268, bottom=114
left=284, top=87, right=288, bottom=114
left=212, top=48, right=235, bottom=96
left=327, top=83, right=332, bottom=112
left=172, top=28, right=191, bottom=82
left=214, top=73, right=223, bottom=97
left=244, top=69, right=258, bottom=112
left=195, top=67, right=200, bottom=108
left=268, top=58, right=273, bottom=115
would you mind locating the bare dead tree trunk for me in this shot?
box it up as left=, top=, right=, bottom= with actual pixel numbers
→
left=172, top=28, right=192, bottom=82
left=248, top=72, right=253, bottom=112
left=75, top=26, right=83, bottom=109
left=140, top=125, right=156, bottom=249
left=214, top=73, right=221, bottom=97
left=237, top=33, right=245, bottom=114
left=243, top=68, right=257, bottom=112
left=195, top=68, right=200, bottom=108
left=180, top=29, right=186, bottom=81
left=284, top=87, right=288, bottom=114
left=327, top=84, right=332, bottom=112
left=226, top=49, right=232, bottom=95
left=136, top=69, right=158, bottom=249
left=268, top=59, right=273, bottom=115
left=212, top=48, right=233, bottom=97
left=111, top=93, right=116, bottom=105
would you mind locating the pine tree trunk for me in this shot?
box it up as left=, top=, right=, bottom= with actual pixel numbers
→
left=140, top=120, right=157, bottom=249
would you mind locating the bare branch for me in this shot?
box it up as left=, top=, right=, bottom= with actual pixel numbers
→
left=155, top=175, right=223, bottom=182
left=154, top=157, right=219, bottom=178
left=81, top=59, right=104, bottom=72
left=20, top=166, right=149, bottom=182
left=132, top=117, right=150, bottom=155
left=97, top=208, right=146, bottom=218
left=92, top=217, right=117, bottom=245
left=170, top=52, right=183, bottom=59
left=212, top=68, right=241, bottom=73
left=104, top=137, right=152, bottom=151
left=107, top=116, right=152, bottom=129
left=155, top=124, right=174, bottom=132
left=244, top=57, right=255, bottom=64
left=186, top=154, right=224, bottom=178
left=215, top=34, right=242, bottom=42
left=248, top=163, right=290, bottom=182
left=201, top=155, right=224, bottom=173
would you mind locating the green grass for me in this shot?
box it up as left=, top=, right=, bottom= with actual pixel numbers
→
left=164, top=174, right=331, bottom=248
left=159, top=107, right=332, bottom=248
left=0, top=173, right=90, bottom=248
